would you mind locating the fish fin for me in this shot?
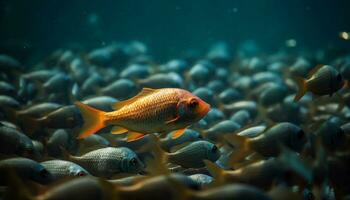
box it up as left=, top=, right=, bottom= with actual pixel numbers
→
left=111, top=126, right=129, bottom=135
left=127, top=131, right=145, bottom=142
left=223, top=134, right=253, bottom=167
left=112, top=88, right=156, bottom=110
left=293, top=76, right=307, bottom=102
left=171, top=128, right=187, bottom=139
left=203, top=160, right=224, bottom=179
left=75, top=101, right=106, bottom=139
left=307, top=64, right=324, bottom=78
left=165, top=115, right=180, bottom=124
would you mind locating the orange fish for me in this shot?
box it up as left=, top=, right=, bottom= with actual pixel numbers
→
left=75, top=88, right=210, bottom=141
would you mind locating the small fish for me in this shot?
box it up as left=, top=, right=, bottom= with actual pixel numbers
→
left=139, top=72, right=184, bottom=89
left=226, top=122, right=306, bottom=158
left=207, top=80, right=226, bottom=94
left=230, top=110, right=251, bottom=127
left=120, top=63, right=150, bottom=79
left=160, top=129, right=202, bottom=151
left=188, top=174, right=214, bottom=187
left=100, top=78, right=137, bottom=100
left=82, top=96, right=118, bottom=111
left=204, top=120, right=241, bottom=142
left=0, top=54, right=21, bottom=72
left=0, top=81, right=16, bottom=96
left=167, top=140, right=220, bottom=168
left=47, top=129, right=76, bottom=157
left=75, top=88, right=210, bottom=141
left=41, top=160, right=90, bottom=180
left=192, top=87, right=216, bottom=106
left=15, top=102, right=62, bottom=118
left=65, top=147, right=143, bottom=178
left=218, top=88, right=242, bottom=105
left=294, top=65, right=344, bottom=101
left=0, top=157, right=53, bottom=184
left=0, top=125, right=35, bottom=157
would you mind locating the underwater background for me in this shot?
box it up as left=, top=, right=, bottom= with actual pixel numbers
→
left=1, top=0, right=350, bottom=62
left=1, top=1, right=350, bottom=200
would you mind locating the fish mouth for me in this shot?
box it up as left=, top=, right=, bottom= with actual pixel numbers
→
left=199, top=102, right=211, bottom=116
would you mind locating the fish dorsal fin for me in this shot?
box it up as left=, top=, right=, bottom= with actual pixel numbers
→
left=127, top=131, right=145, bottom=142
left=307, top=64, right=324, bottom=79
left=171, top=128, right=187, bottom=139
left=111, top=126, right=129, bottom=135
left=112, top=88, right=156, bottom=110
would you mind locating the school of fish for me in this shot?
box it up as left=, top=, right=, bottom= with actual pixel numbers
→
left=1, top=41, right=350, bottom=200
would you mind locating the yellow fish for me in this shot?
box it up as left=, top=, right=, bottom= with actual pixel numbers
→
left=75, top=88, right=210, bottom=141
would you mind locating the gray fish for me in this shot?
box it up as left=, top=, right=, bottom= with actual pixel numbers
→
left=67, top=147, right=143, bottom=178
left=120, top=63, right=150, bottom=79
left=159, top=59, right=189, bottom=73
left=82, top=96, right=118, bottom=111
left=22, top=69, right=56, bottom=82
left=0, top=157, right=53, bottom=184
left=294, top=65, right=344, bottom=101
left=87, top=44, right=120, bottom=66
left=81, top=73, right=104, bottom=96
left=202, top=108, right=225, bottom=126
left=100, top=78, right=137, bottom=100
left=43, top=73, right=72, bottom=94
left=188, top=61, right=215, bottom=85
left=188, top=174, right=214, bottom=187
left=230, top=110, right=252, bottom=127
left=218, top=88, right=242, bottom=105
left=206, top=80, right=226, bottom=94
left=0, top=81, right=16, bottom=96
left=237, top=125, right=266, bottom=138
left=160, top=129, right=202, bottom=151
left=79, top=134, right=110, bottom=150
left=47, top=129, right=76, bottom=157
left=139, top=72, right=184, bottom=89
left=168, top=141, right=220, bottom=168
left=259, top=84, right=288, bottom=106
left=16, top=102, right=62, bottom=118
left=41, top=160, right=90, bottom=180
left=204, top=120, right=241, bottom=142
left=192, top=87, right=216, bottom=106
left=0, top=125, right=35, bottom=157
left=0, top=95, right=20, bottom=109
left=223, top=101, right=257, bottom=118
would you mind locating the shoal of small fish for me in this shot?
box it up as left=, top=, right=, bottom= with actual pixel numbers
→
left=1, top=41, right=350, bottom=200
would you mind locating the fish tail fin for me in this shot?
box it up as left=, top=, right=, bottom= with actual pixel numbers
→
left=203, top=159, right=225, bottom=184
left=293, top=76, right=307, bottom=102
left=75, top=101, right=106, bottom=139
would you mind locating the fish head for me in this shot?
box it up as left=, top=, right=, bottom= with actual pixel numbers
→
left=120, top=153, right=144, bottom=173
left=178, top=91, right=211, bottom=123
left=206, top=143, right=221, bottom=162
left=69, top=165, right=89, bottom=177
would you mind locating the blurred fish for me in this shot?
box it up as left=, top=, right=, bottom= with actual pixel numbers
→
left=188, top=174, right=214, bottom=187
left=204, top=120, right=241, bottom=142
left=82, top=96, right=118, bottom=111
left=207, top=80, right=226, bottom=94
left=226, top=122, right=306, bottom=158
left=100, top=78, right=137, bottom=100
left=0, top=157, right=52, bottom=184
left=47, top=129, right=76, bottom=157
left=294, top=65, right=344, bottom=101
left=218, top=88, right=242, bottom=105
left=79, top=134, right=110, bottom=150
left=65, top=147, right=143, bottom=178
left=230, top=110, right=252, bottom=127
left=15, top=102, right=62, bottom=118
left=160, top=129, right=202, bottom=151
left=75, top=88, right=210, bottom=141
left=120, top=63, right=151, bottom=79
left=0, top=125, right=36, bottom=157
left=138, top=72, right=184, bottom=89
left=0, top=81, right=16, bottom=96
left=41, top=160, right=90, bottom=180
left=167, top=140, right=220, bottom=168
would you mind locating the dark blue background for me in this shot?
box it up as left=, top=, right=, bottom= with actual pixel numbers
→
left=0, top=0, right=349, bottom=61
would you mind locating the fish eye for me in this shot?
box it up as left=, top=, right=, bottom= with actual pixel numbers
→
left=188, top=99, right=199, bottom=109
left=77, top=171, right=86, bottom=177
left=129, top=158, right=137, bottom=166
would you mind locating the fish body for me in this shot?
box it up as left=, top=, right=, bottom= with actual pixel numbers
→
left=67, top=147, right=143, bottom=178
left=41, top=160, right=89, bottom=180
left=75, top=88, right=210, bottom=141
left=294, top=65, right=344, bottom=101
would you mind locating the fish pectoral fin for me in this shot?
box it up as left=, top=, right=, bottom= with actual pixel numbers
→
left=127, top=131, right=145, bottom=142
left=112, top=88, right=156, bottom=110
left=111, top=126, right=129, bottom=135
left=171, top=128, right=187, bottom=139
